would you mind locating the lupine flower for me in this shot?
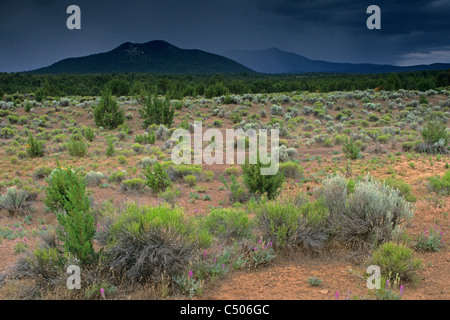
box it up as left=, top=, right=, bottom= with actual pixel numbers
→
left=222, top=264, right=225, bottom=269
left=188, top=271, right=194, bottom=279
left=100, top=288, right=106, bottom=299
left=335, top=291, right=339, bottom=300
left=400, top=285, right=404, bottom=296
left=385, top=279, right=390, bottom=290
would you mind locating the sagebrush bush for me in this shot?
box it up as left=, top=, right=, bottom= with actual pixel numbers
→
left=368, top=242, right=422, bottom=282
left=103, top=203, right=211, bottom=283
left=94, top=89, right=125, bottom=130
left=0, top=187, right=32, bottom=216
left=315, top=175, right=414, bottom=249
left=204, top=208, right=252, bottom=240
left=85, top=171, right=105, bottom=187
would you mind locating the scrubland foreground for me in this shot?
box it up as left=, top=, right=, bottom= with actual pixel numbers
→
left=0, top=88, right=448, bottom=300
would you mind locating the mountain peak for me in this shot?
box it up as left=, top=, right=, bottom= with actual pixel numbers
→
left=30, top=40, right=253, bottom=74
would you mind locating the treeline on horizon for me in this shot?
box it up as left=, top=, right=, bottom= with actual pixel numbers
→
left=1, top=69, right=449, bottom=100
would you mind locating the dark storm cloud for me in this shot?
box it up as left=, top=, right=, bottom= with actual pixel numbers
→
left=0, top=0, right=449, bottom=72
left=256, top=0, right=450, bottom=64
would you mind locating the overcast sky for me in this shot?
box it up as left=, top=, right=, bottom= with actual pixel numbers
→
left=1, top=0, right=449, bottom=72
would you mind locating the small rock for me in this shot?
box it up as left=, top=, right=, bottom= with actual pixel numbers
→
left=319, top=290, right=329, bottom=295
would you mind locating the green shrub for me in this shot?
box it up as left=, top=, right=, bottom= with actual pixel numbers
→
left=108, top=170, right=126, bottom=184
left=279, top=161, right=304, bottom=180
left=204, top=208, right=252, bottom=240
left=33, top=166, right=53, bottom=180
left=368, top=242, right=422, bottom=282
left=417, top=120, right=449, bottom=154
left=144, top=162, right=172, bottom=193
left=401, top=142, right=414, bottom=152
left=132, top=143, right=144, bottom=154
left=384, top=178, right=417, bottom=202
left=139, top=93, right=175, bottom=128
left=16, top=247, right=66, bottom=287
left=428, top=170, right=450, bottom=195
left=24, top=101, right=32, bottom=113
left=241, top=154, right=285, bottom=200
left=224, top=166, right=240, bottom=176
left=342, top=138, right=361, bottom=160
left=83, top=127, right=95, bottom=142
left=118, top=155, right=128, bottom=165
left=377, top=135, right=390, bottom=143
left=167, top=164, right=203, bottom=181
left=67, top=134, right=88, bottom=157
left=135, top=133, right=156, bottom=145
left=55, top=174, right=96, bottom=265
left=120, top=178, right=146, bottom=192
left=184, top=175, right=198, bottom=187
left=158, top=185, right=181, bottom=208
left=94, top=89, right=125, bottom=130
left=220, top=175, right=250, bottom=204
left=44, top=167, right=85, bottom=213
left=26, top=133, right=44, bottom=158
left=105, top=136, right=115, bottom=157
left=251, top=196, right=327, bottom=251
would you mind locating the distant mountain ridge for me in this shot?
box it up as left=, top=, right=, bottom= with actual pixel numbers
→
left=30, top=40, right=254, bottom=74
left=224, top=47, right=450, bottom=74
left=28, top=40, right=450, bottom=75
